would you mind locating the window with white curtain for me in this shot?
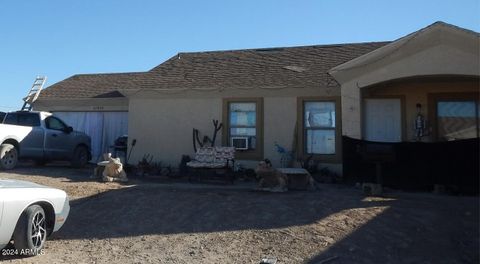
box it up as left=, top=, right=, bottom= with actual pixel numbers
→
left=304, top=101, right=336, bottom=154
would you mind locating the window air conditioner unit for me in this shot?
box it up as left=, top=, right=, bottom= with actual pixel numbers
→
left=231, top=137, right=249, bottom=150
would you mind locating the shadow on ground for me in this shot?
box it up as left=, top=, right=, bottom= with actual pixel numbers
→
left=56, top=185, right=389, bottom=239
left=50, top=183, right=479, bottom=263
left=6, top=161, right=94, bottom=182
left=306, top=193, right=479, bottom=264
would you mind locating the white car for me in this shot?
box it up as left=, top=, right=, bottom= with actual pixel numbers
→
left=0, top=179, right=70, bottom=255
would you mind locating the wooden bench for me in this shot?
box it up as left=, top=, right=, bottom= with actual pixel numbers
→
left=187, top=147, right=235, bottom=184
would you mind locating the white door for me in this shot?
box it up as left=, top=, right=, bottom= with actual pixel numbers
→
left=364, top=99, right=402, bottom=142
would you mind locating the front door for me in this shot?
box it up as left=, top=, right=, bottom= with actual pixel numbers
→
left=364, top=98, right=402, bottom=142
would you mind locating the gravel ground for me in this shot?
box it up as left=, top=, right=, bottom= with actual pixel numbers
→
left=0, top=163, right=478, bottom=264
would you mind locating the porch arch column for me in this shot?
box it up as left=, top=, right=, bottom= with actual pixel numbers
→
left=340, top=81, right=362, bottom=139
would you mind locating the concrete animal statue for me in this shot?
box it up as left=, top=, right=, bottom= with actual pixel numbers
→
left=255, top=159, right=287, bottom=191
left=103, top=157, right=128, bottom=182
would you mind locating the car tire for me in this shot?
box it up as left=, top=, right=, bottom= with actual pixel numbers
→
left=13, top=205, right=47, bottom=256
left=71, top=145, right=89, bottom=168
left=0, top=143, right=18, bottom=170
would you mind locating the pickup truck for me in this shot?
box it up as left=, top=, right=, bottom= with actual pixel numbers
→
left=0, top=111, right=91, bottom=170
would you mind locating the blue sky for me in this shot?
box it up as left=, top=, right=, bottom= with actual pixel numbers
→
left=0, top=0, right=479, bottom=112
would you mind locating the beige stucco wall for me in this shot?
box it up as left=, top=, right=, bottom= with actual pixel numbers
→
left=128, top=98, right=223, bottom=166
left=363, top=78, right=479, bottom=142
left=127, top=88, right=342, bottom=171
left=128, top=96, right=300, bottom=168
left=263, top=97, right=297, bottom=167
left=340, top=84, right=362, bottom=139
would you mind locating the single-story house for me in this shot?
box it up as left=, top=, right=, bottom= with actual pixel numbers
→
left=35, top=21, right=479, bottom=178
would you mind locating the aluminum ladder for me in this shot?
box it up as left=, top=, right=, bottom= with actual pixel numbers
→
left=21, top=76, right=47, bottom=111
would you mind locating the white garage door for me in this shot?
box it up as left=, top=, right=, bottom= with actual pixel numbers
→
left=364, top=99, right=402, bottom=142
left=53, top=112, right=128, bottom=162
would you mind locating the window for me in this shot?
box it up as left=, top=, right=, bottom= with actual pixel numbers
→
left=437, top=100, right=479, bottom=141
left=229, top=102, right=257, bottom=149
left=429, top=92, right=480, bottom=141
left=223, top=98, right=263, bottom=160
left=304, top=101, right=336, bottom=154
left=298, top=97, right=341, bottom=162
left=45, top=116, right=67, bottom=131
left=3, top=113, right=16, bottom=125
left=3, top=112, right=40, bottom=127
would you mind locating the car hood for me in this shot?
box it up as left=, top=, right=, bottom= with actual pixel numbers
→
left=0, top=179, right=48, bottom=189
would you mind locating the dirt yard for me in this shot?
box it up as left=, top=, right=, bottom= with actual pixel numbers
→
left=0, top=163, right=478, bottom=264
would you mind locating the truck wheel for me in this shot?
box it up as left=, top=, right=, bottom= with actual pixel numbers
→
left=71, top=145, right=89, bottom=168
left=0, top=144, right=18, bottom=170
left=13, top=205, right=47, bottom=255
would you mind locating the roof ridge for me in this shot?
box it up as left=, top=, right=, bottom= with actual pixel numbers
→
left=176, top=41, right=392, bottom=56
left=430, top=20, right=480, bottom=36
left=70, top=71, right=146, bottom=78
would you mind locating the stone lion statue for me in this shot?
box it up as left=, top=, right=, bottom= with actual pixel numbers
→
left=102, top=157, right=128, bottom=182
left=256, top=159, right=288, bottom=191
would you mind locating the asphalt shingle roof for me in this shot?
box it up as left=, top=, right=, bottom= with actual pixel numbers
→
left=145, top=42, right=389, bottom=91
left=38, top=41, right=389, bottom=99
left=38, top=72, right=146, bottom=99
